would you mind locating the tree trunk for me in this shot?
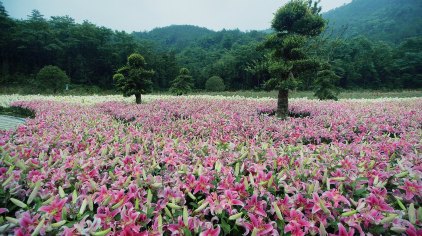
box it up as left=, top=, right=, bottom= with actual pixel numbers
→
left=276, top=89, right=289, bottom=119
left=135, top=93, right=142, bottom=104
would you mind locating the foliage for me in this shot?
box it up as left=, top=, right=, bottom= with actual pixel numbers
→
left=266, top=0, right=326, bottom=118
left=324, top=0, right=422, bottom=43
left=205, top=76, right=226, bottom=91
left=0, top=97, right=421, bottom=235
left=170, top=68, right=194, bottom=95
left=113, top=53, right=154, bottom=104
left=0, top=1, right=421, bottom=94
left=314, top=64, right=340, bottom=100
left=35, top=65, right=70, bottom=93
left=0, top=106, right=34, bottom=118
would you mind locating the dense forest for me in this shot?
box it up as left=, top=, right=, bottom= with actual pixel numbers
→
left=324, top=0, right=422, bottom=43
left=0, top=0, right=421, bottom=93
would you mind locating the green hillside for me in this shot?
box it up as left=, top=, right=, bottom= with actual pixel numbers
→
left=324, top=0, right=422, bottom=43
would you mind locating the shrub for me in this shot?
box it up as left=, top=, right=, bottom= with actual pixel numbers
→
left=170, top=68, right=194, bottom=95
left=113, top=53, right=154, bottom=104
left=35, top=65, right=70, bottom=94
left=205, top=76, right=225, bottom=91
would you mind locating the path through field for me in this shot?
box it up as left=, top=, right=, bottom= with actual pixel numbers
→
left=0, top=115, right=26, bottom=130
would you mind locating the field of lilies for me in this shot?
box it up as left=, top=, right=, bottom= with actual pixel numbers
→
left=0, top=95, right=421, bottom=236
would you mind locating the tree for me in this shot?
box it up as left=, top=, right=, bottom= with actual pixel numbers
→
left=265, top=0, right=325, bottom=118
left=36, top=65, right=70, bottom=93
left=113, top=53, right=154, bottom=104
left=170, top=68, right=193, bottom=95
left=205, top=76, right=225, bottom=91
left=314, top=63, right=340, bottom=100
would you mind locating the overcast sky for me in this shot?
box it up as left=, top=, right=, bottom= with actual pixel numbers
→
left=3, top=0, right=351, bottom=32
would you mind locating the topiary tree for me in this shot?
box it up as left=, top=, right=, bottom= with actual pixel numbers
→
left=113, top=53, right=154, bottom=104
left=170, top=68, right=193, bottom=95
left=36, top=65, right=70, bottom=93
left=205, top=76, right=225, bottom=92
left=265, top=0, right=326, bottom=118
left=314, top=63, right=340, bottom=100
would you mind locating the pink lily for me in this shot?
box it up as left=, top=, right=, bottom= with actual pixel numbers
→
left=219, top=190, right=244, bottom=213
left=244, top=194, right=267, bottom=217
left=39, top=197, right=67, bottom=221
left=399, top=180, right=422, bottom=200
left=242, top=213, right=276, bottom=236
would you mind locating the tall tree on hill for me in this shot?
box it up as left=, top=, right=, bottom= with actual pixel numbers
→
left=113, top=53, right=154, bottom=104
left=265, top=0, right=325, bottom=118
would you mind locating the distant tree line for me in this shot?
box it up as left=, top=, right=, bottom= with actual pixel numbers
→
left=0, top=1, right=421, bottom=94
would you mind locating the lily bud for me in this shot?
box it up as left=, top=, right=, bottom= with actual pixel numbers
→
left=72, top=190, right=78, bottom=204
left=187, top=191, right=196, bottom=200
left=394, top=171, right=408, bottom=178
left=102, top=195, right=112, bottom=206
left=409, top=203, right=416, bottom=224
left=249, top=173, right=255, bottom=186
left=51, top=220, right=66, bottom=228
left=319, top=223, right=328, bottom=236
left=111, top=199, right=124, bottom=210
left=91, top=228, right=112, bottom=236
left=10, top=198, right=28, bottom=209
left=5, top=217, right=19, bottom=225
left=272, top=202, right=284, bottom=221
left=395, top=197, right=406, bottom=211
left=251, top=228, right=259, bottom=236
left=164, top=206, right=173, bottom=218
left=228, top=212, right=243, bottom=220
left=390, top=227, right=406, bottom=234
left=2, top=175, right=13, bottom=187
left=183, top=206, right=189, bottom=226
left=88, top=195, right=94, bottom=211
left=267, top=175, right=274, bottom=188
left=79, top=199, right=88, bottom=215
left=42, top=196, right=54, bottom=205
left=27, top=181, right=42, bottom=205
left=31, top=218, right=45, bottom=236
left=319, top=199, right=330, bottom=215
left=194, top=201, right=209, bottom=213
left=58, top=186, right=66, bottom=198
left=380, top=214, right=397, bottom=224
left=62, top=207, right=67, bottom=220
left=167, top=202, right=182, bottom=210
left=147, top=189, right=153, bottom=207
left=341, top=210, right=357, bottom=217
left=234, top=162, right=240, bottom=176
left=158, top=215, right=163, bottom=234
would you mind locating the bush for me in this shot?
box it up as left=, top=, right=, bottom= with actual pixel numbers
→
left=170, top=68, right=193, bottom=95
left=205, top=76, right=225, bottom=91
left=36, top=65, right=70, bottom=93
left=113, top=53, right=154, bottom=104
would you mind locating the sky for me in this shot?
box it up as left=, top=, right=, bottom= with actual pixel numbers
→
left=3, top=0, right=352, bottom=32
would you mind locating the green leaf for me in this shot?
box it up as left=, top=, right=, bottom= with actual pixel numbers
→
left=221, top=219, right=231, bottom=235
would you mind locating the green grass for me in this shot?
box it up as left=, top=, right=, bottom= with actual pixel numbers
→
left=1, top=84, right=421, bottom=99
left=155, top=90, right=422, bottom=99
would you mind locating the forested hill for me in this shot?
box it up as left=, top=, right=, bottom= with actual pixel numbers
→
left=323, top=0, right=422, bottom=43
left=133, top=25, right=215, bottom=51
left=131, top=26, right=269, bottom=89
left=132, top=25, right=267, bottom=52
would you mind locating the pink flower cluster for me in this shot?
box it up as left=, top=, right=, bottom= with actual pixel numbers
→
left=0, top=98, right=421, bottom=235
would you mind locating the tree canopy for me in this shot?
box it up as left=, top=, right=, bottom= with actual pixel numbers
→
left=170, top=68, right=194, bottom=95
left=0, top=1, right=421, bottom=94
left=114, top=53, right=154, bottom=104
left=266, top=0, right=326, bottom=118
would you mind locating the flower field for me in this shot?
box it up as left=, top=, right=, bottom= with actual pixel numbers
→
left=0, top=95, right=421, bottom=235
